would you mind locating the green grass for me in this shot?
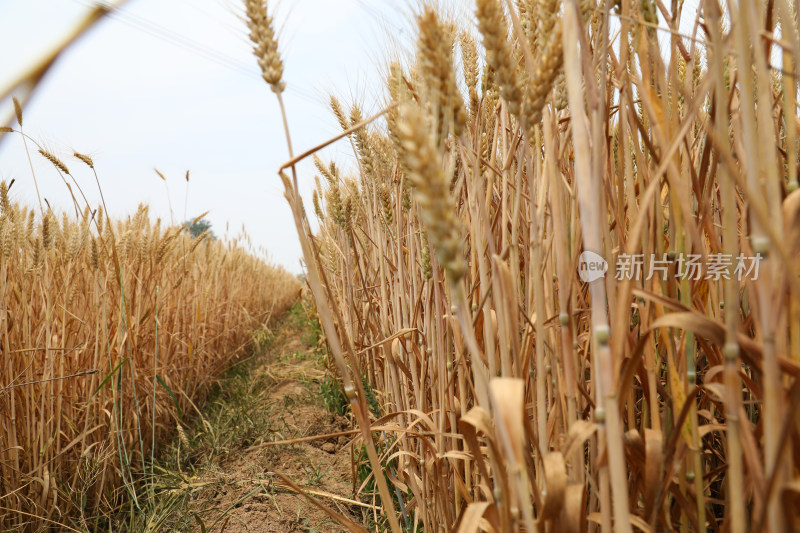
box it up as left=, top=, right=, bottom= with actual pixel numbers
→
left=319, top=374, right=348, bottom=417
left=113, top=300, right=372, bottom=532
left=112, top=312, right=288, bottom=532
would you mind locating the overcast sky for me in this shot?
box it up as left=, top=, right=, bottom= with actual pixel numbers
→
left=0, top=0, right=707, bottom=275
left=0, top=0, right=426, bottom=274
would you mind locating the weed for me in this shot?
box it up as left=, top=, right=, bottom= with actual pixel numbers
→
left=320, top=374, right=348, bottom=417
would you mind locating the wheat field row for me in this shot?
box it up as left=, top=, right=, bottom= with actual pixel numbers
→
left=0, top=135, right=299, bottom=529
left=248, top=0, right=800, bottom=531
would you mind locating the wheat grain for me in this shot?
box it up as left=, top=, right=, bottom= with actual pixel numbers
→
left=12, top=96, right=23, bottom=126
left=74, top=152, right=94, bottom=169
left=397, top=103, right=465, bottom=283
left=244, top=0, right=285, bottom=93
left=476, top=0, right=522, bottom=117
left=39, top=149, right=70, bottom=174
left=416, top=7, right=466, bottom=139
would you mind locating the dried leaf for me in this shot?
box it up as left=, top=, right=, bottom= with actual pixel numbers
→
left=489, top=378, right=526, bottom=463
left=562, top=420, right=597, bottom=460
left=455, top=502, right=493, bottom=533
left=558, top=483, right=587, bottom=533
left=643, top=429, right=663, bottom=518
left=783, top=188, right=800, bottom=256
left=540, top=452, right=568, bottom=520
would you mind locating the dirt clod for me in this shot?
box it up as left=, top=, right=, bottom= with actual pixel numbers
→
left=167, top=306, right=365, bottom=532
left=322, top=442, right=336, bottom=454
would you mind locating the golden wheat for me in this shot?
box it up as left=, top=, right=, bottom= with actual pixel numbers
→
left=0, top=181, right=299, bottom=529
left=246, top=0, right=800, bottom=531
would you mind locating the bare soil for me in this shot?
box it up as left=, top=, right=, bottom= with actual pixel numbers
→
left=179, top=309, right=366, bottom=532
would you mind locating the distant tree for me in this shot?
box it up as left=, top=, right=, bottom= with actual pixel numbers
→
left=183, top=217, right=216, bottom=240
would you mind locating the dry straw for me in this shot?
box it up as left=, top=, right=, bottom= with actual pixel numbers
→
left=250, top=0, right=800, bottom=531
left=0, top=149, right=299, bottom=531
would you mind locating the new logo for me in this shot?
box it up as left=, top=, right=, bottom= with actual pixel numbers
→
left=578, top=251, right=608, bottom=282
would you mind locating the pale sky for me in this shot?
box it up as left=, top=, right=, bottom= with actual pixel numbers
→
left=0, top=0, right=423, bottom=274
left=0, top=0, right=707, bottom=274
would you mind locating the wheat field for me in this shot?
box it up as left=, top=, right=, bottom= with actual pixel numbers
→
left=247, top=0, right=800, bottom=531
left=0, top=121, right=299, bottom=529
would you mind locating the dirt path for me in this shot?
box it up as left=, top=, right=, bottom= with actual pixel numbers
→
left=151, top=304, right=367, bottom=532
